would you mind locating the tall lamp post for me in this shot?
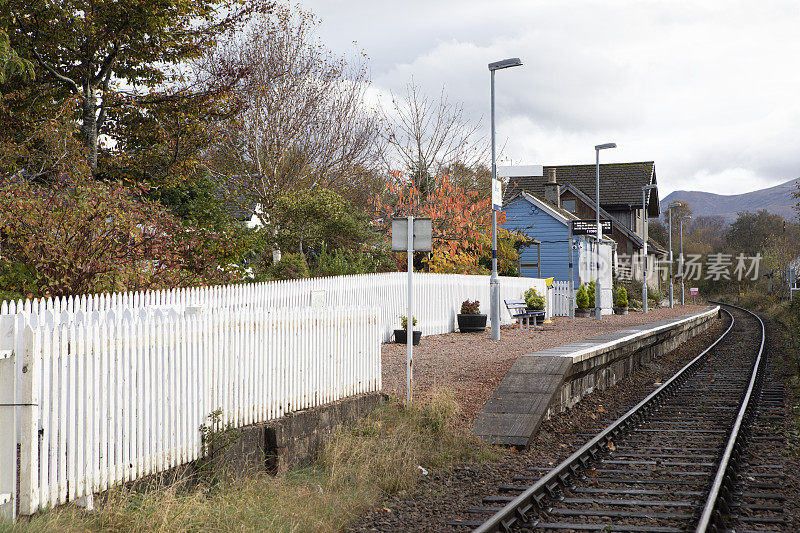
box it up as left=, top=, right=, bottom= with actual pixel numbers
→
left=640, top=184, right=657, bottom=313
left=679, top=215, right=692, bottom=305
left=666, top=202, right=682, bottom=308
left=488, top=57, right=522, bottom=340
left=594, top=143, right=616, bottom=321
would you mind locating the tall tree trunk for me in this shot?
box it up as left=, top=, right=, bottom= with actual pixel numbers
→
left=80, top=85, right=99, bottom=171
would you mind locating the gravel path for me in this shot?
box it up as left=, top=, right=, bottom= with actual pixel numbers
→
left=382, top=305, right=707, bottom=426
left=353, top=311, right=729, bottom=532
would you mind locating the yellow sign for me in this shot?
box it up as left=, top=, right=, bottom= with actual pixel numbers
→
left=545, top=277, right=555, bottom=288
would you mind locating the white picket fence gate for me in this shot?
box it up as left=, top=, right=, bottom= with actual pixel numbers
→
left=0, top=272, right=548, bottom=518
left=0, top=272, right=548, bottom=343
left=550, top=281, right=572, bottom=317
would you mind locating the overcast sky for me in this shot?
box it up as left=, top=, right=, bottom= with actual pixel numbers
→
left=297, top=0, right=799, bottom=197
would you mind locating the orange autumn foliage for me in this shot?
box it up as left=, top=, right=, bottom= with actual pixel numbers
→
left=372, top=176, right=510, bottom=274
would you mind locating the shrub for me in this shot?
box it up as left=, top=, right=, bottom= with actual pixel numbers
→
left=0, top=176, right=235, bottom=297
left=399, top=315, right=417, bottom=329
left=311, top=245, right=395, bottom=277
left=268, top=253, right=310, bottom=280
left=648, top=287, right=664, bottom=305
left=575, top=285, right=590, bottom=309
left=524, top=287, right=545, bottom=310
left=575, top=285, right=589, bottom=309
left=587, top=280, right=596, bottom=308
left=460, top=299, right=480, bottom=314
left=614, top=286, right=629, bottom=308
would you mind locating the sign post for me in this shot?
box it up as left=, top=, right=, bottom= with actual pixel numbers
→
left=689, top=287, right=698, bottom=305
left=492, top=178, right=503, bottom=211
left=392, top=217, right=432, bottom=405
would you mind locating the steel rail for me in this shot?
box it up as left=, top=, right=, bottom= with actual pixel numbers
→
left=474, top=305, right=733, bottom=533
left=695, top=302, right=766, bottom=532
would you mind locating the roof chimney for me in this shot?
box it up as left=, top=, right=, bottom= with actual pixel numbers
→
left=544, top=168, right=560, bottom=208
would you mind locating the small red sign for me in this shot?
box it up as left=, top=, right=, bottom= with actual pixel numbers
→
left=689, top=287, right=699, bottom=296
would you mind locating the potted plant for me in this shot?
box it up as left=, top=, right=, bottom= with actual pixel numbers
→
left=524, top=287, right=546, bottom=325
left=575, top=284, right=591, bottom=317
left=457, top=299, right=487, bottom=332
left=613, top=286, right=629, bottom=315
left=394, top=315, right=421, bottom=345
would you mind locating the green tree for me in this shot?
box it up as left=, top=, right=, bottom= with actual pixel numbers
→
left=725, top=210, right=786, bottom=255
left=5, top=0, right=271, bottom=174
left=272, top=187, right=374, bottom=257
left=0, top=22, right=33, bottom=86
left=648, top=220, right=668, bottom=248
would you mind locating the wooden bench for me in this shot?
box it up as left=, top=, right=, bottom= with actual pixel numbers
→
left=504, top=299, right=545, bottom=330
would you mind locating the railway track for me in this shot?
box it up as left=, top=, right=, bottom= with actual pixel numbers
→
left=457, top=303, right=785, bottom=532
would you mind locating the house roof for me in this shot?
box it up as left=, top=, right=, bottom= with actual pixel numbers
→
left=558, top=184, right=650, bottom=250
left=505, top=190, right=614, bottom=244
left=647, top=238, right=667, bottom=255
left=505, top=190, right=579, bottom=225
left=504, top=162, right=660, bottom=217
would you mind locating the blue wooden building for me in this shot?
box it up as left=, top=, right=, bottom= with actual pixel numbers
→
left=502, top=190, right=614, bottom=310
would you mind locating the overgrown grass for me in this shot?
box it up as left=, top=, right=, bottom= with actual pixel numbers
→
left=3, top=389, right=497, bottom=533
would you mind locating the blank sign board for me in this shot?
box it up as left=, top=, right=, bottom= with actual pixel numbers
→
left=391, top=217, right=432, bottom=252
left=497, top=165, right=544, bottom=178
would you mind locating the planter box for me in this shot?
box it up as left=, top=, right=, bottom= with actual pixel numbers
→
left=614, top=306, right=629, bottom=315
left=394, top=329, right=422, bottom=345
left=457, top=313, right=487, bottom=332
left=574, top=308, right=591, bottom=318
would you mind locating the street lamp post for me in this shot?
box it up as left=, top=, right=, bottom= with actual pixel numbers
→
left=666, top=202, right=681, bottom=308
left=488, top=57, right=522, bottom=340
left=641, top=184, right=657, bottom=313
left=679, top=215, right=692, bottom=305
left=594, top=143, right=616, bottom=321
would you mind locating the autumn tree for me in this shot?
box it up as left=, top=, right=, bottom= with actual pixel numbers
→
left=207, top=6, right=380, bottom=225
left=379, top=82, right=488, bottom=195
left=4, top=0, right=271, bottom=177
left=373, top=177, right=523, bottom=274
left=0, top=175, right=238, bottom=298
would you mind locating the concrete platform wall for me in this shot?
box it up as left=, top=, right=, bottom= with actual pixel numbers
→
left=474, top=307, right=720, bottom=447
left=553, top=308, right=719, bottom=417
left=209, top=392, right=385, bottom=478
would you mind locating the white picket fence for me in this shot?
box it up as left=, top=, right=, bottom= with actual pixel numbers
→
left=549, top=281, right=572, bottom=316
left=0, top=272, right=548, bottom=518
left=0, top=305, right=380, bottom=518
left=0, top=272, right=548, bottom=343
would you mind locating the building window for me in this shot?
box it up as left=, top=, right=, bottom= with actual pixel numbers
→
left=562, top=199, right=576, bottom=213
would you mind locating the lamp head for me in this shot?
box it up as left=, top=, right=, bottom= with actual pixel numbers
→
left=642, top=184, right=657, bottom=191
left=668, top=201, right=682, bottom=209
left=595, top=143, right=617, bottom=150
left=489, top=58, right=523, bottom=71
left=680, top=215, right=692, bottom=221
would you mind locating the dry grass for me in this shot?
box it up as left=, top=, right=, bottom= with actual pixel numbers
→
left=2, top=389, right=497, bottom=533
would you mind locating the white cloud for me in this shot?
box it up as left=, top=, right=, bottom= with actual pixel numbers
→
left=299, top=0, right=800, bottom=197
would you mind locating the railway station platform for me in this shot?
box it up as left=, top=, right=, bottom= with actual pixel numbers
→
left=473, top=306, right=720, bottom=447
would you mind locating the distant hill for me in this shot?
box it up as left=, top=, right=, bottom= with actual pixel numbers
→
left=660, top=178, right=799, bottom=223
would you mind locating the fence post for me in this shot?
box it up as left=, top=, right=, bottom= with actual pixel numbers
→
left=0, top=315, right=16, bottom=519
left=18, top=323, right=40, bottom=516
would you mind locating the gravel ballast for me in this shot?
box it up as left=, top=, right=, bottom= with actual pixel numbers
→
left=352, top=311, right=729, bottom=532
